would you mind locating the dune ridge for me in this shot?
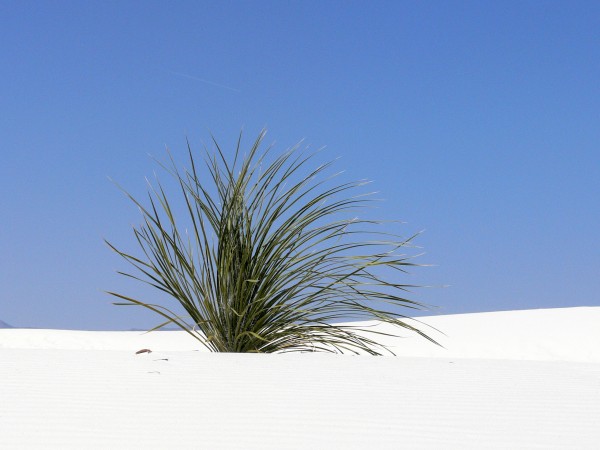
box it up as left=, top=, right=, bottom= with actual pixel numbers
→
left=1, top=307, right=599, bottom=449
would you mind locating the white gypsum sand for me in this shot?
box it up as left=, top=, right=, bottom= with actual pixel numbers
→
left=1, top=307, right=599, bottom=449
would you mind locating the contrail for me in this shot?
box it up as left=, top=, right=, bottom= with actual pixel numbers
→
left=168, top=70, right=241, bottom=93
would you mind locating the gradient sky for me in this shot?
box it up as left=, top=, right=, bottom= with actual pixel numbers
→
left=1, top=1, right=598, bottom=330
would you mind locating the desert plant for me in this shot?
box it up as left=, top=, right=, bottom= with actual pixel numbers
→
left=107, top=130, right=438, bottom=354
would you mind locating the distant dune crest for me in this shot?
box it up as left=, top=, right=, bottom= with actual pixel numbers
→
left=0, top=320, right=13, bottom=329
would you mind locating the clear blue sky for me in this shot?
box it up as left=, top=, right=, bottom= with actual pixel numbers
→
left=1, top=1, right=598, bottom=330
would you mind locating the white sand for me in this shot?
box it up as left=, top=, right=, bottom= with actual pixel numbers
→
left=2, top=307, right=599, bottom=449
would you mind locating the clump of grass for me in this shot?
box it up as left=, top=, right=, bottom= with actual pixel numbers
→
left=107, top=130, right=438, bottom=354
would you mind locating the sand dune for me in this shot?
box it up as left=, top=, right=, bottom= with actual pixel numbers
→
left=1, top=307, right=599, bottom=449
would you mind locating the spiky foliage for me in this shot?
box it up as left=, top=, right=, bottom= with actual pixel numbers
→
left=107, top=130, right=438, bottom=354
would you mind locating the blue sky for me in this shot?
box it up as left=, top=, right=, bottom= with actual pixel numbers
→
left=1, top=1, right=598, bottom=330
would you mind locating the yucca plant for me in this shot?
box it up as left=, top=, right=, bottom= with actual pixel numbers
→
left=107, top=130, right=438, bottom=354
